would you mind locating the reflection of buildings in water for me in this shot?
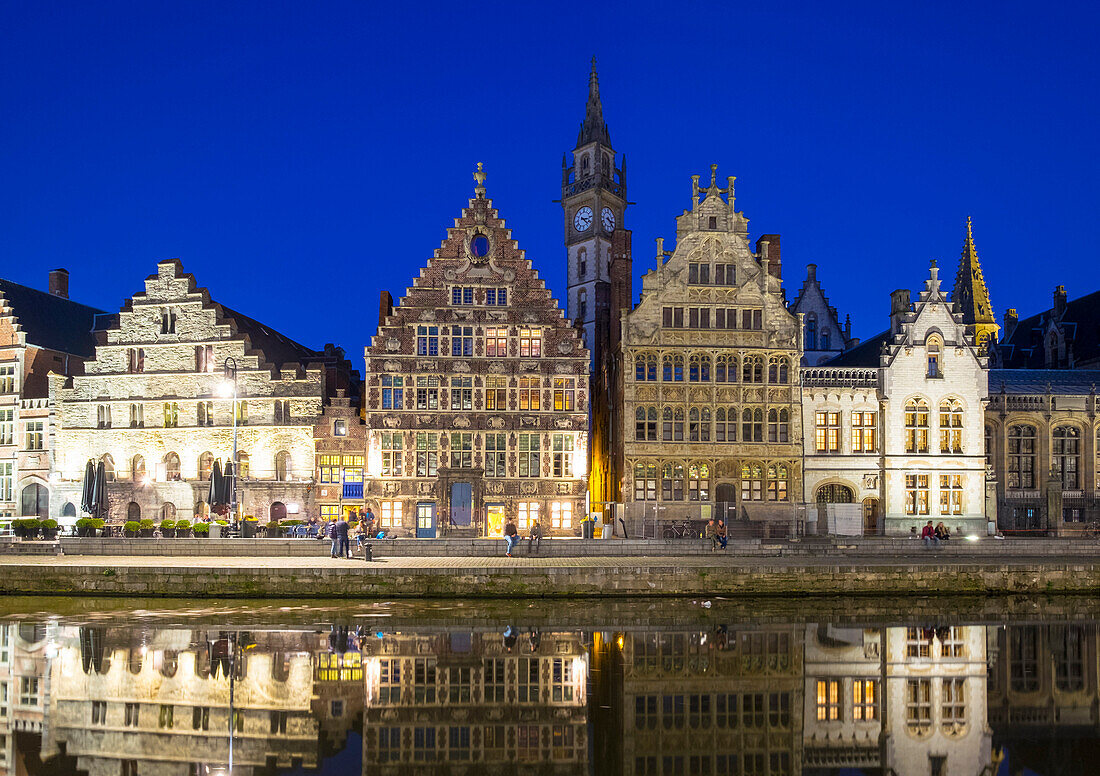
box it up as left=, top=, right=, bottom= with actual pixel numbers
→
left=312, top=626, right=366, bottom=758
left=360, top=630, right=588, bottom=772
left=40, top=626, right=323, bottom=775
left=987, top=624, right=1100, bottom=770
left=0, top=621, right=50, bottom=776
left=615, top=627, right=805, bottom=776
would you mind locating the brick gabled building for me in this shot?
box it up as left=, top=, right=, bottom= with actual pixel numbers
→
left=364, top=166, right=590, bottom=538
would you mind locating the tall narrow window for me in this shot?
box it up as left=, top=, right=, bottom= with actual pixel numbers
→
left=853, top=681, right=878, bottom=721
left=552, top=378, right=575, bottom=411
left=740, top=463, right=763, bottom=501
left=129, top=403, right=144, bottom=428
left=485, top=327, right=508, bottom=357
left=742, top=408, right=763, bottom=442
left=926, top=336, right=942, bottom=378
left=939, top=474, right=964, bottom=515
left=381, top=432, right=403, bottom=476
left=518, top=434, right=540, bottom=477
left=161, top=307, right=176, bottom=334
left=416, top=325, right=439, bottom=356
left=906, top=680, right=932, bottom=734
left=450, top=326, right=473, bottom=357
left=128, top=348, right=145, bottom=374
left=484, top=433, right=506, bottom=477
left=806, top=316, right=817, bottom=350
left=552, top=434, right=574, bottom=478
left=905, top=474, right=930, bottom=515
left=519, top=329, right=542, bottom=358
left=416, top=377, right=439, bottom=410
left=449, top=433, right=472, bottom=469
left=767, top=464, right=788, bottom=501
left=687, top=464, right=709, bottom=501
left=518, top=377, right=540, bottom=410
left=415, top=433, right=438, bottom=477
left=1007, top=425, right=1036, bottom=489
left=164, top=452, right=181, bottom=481
left=1052, top=426, right=1080, bottom=489
left=715, top=407, right=736, bottom=442
left=97, top=404, right=111, bottom=428
left=162, top=402, right=178, bottom=428
left=905, top=399, right=929, bottom=453
left=449, top=377, right=472, bottom=411
left=485, top=375, right=507, bottom=410
left=768, top=409, right=789, bottom=443
left=634, top=462, right=657, bottom=501
left=662, top=463, right=685, bottom=501
left=851, top=411, right=877, bottom=452
left=939, top=399, right=964, bottom=453
left=195, top=344, right=214, bottom=372
left=815, top=680, right=839, bottom=721
left=815, top=411, right=840, bottom=452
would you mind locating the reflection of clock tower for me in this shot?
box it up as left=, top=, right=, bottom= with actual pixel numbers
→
left=562, top=58, right=631, bottom=517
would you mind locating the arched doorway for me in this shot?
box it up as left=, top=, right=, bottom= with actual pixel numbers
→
left=862, top=498, right=880, bottom=534
left=715, top=483, right=737, bottom=522
left=61, top=502, right=77, bottom=518
left=814, top=484, right=854, bottom=533
left=20, top=483, right=49, bottom=517
left=127, top=502, right=141, bottom=521
left=270, top=502, right=287, bottom=522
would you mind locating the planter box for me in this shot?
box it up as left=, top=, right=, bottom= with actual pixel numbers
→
left=243, top=522, right=258, bottom=538
left=140, top=529, right=154, bottom=538
left=209, top=524, right=222, bottom=539
left=161, top=528, right=175, bottom=538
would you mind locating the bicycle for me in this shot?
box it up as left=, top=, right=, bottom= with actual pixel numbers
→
left=663, top=520, right=700, bottom=539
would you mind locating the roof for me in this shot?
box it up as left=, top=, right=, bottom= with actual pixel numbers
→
left=218, top=304, right=323, bottom=369
left=988, top=369, right=1100, bottom=395
left=951, top=217, right=995, bottom=325
left=576, top=58, right=611, bottom=148
left=823, top=330, right=889, bottom=367
left=0, top=279, right=106, bottom=357
left=998, top=288, right=1100, bottom=367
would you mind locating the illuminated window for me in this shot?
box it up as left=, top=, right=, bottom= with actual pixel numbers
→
left=0, top=408, right=12, bottom=444
left=939, top=474, right=963, bottom=515
left=381, top=432, right=403, bottom=476
left=233, top=401, right=247, bottom=425
left=519, top=328, right=542, bottom=357
left=906, top=679, right=932, bottom=734
left=485, top=375, right=507, bottom=410
left=851, top=411, right=877, bottom=452
left=939, top=399, right=964, bottom=453
left=1052, top=426, right=1080, bottom=489
left=553, top=378, right=576, bottom=411
left=517, top=502, right=538, bottom=530
left=687, top=463, right=709, bottom=501
left=197, top=400, right=213, bottom=427
left=485, top=327, right=508, bottom=357
left=380, top=500, right=402, bottom=528
left=767, top=464, right=788, bottom=502
left=0, top=365, right=15, bottom=393
left=320, top=505, right=341, bottom=521
left=815, top=411, right=840, bottom=452
left=853, top=680, right=878, bottom=721
left=816, top=680, right=839, bottom=721
left=550, top=501, right=573, bottom=529
left=162, top=402, right=178, bottom=429
left=905, top=399, right=930, bottom=453
left=905, top=474, right=929, bottom=515
left=24, top=420, right=43, bottom=450
left=926, top=336, right=942, bottom=378
left=740, top=463, right=763, bottom=502
left=518, top=377, right=540, bottom=410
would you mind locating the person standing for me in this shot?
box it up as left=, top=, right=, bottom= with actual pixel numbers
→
left=503, top=519, right=519, bottom=557
left=335, top=515, right=351, bottom=559
left=362, top=506, right=375, bottom=536
left=706, top=518, right=719, bottom=551
left=327, top=519, right=339, bottom=557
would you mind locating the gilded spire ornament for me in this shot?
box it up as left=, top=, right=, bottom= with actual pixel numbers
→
left=952, top=216, right=999, bottom=351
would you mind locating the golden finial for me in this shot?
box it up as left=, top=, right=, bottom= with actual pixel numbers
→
left=473, top=162, right=486, bottom=196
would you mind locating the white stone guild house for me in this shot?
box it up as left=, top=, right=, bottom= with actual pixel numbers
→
left=802, top=261, right=990, bottom=535
left=50, top=260, right=357, bottom=526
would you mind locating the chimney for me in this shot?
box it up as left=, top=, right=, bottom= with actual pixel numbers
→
left=378, top=290, right=394, bottom=329
left=48, top=268, right=69, bottom=299
left=1053, top=285, right=1068, bottom=319
left=806, top=263, right=817, bottom=283
left=1003, top=308, right=1018, bottom=341
left=757, top=234, right=781, bottom=280
left=890, top=289, right=911, bottom=333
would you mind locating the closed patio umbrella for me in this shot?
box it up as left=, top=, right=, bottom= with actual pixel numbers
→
left=221, top=460, right=236, bottom=516
left=207, top=459, right=224, bottom=513
left=92, top=460, right=109, bottom=520
left=80, top=460, right=95, bottom=514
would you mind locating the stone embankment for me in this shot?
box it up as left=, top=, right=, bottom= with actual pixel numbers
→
left=0, top=548, right=1097, bottom=599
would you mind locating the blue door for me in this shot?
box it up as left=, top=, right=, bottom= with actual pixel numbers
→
left=451, top=482, right=472, bottom=527
left=415, top=502, right=436, bottom=538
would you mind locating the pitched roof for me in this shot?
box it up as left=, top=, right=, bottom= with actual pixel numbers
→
left=823, top=330, right=889, bottom=367
left=576, top=57, right=611, bottom=148
left=951, top=217, right=995, bottom=325
left=0, top=278, right=106, bottom=357
left=998, top=288, right=1100, bottom=367
left=217, top=304, right=323, bottom=369
left=989, top=369, right=1100, bottom=395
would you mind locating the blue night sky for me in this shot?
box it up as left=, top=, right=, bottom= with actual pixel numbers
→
left=2, top=1, right=1098, bottom=357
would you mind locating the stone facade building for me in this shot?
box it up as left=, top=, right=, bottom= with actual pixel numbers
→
left=993, top=284, right=1100, bottom=369
left=364, top=167, right=589, bottom=538
left=620, top=166, right=803, bottom=533
left=50, top=259, right=356, bottom=525
left=804, top=261, right=990, bottom=535
left=0, top=270, right=105, bottom=523
left=313, top=384, right=367, bottom=523
left=788, top=263, right=853, bottom=366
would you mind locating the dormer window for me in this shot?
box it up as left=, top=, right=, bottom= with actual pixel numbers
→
left=708, top=216, right=717, bottom=229
left=806, top=316, right=817, bottom=350
left=161, top=307, right=176, bottom=334
left=822, top=331, right=830, bottom=350
left=927, top=336, right=943, bottom=378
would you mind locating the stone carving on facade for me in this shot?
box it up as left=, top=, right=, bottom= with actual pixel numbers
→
left=416, top=360, right=438, bottom=371
left=382, top=416, right=401, bottom=429
left=862, top=474, right=878, bottom=489
left=636, top=386, right=657, bottom=401
left=521, top=481, right=537, bottom=495
left=664, top=387, right=684, bottom=401
left=553, top=417, right=573, bottom=429
left=557, top=340, right=575, bottom=355
left=556, top=481, right=572, bottom=494
left=452, top=416, right=471, bottom=428
left=383, top=360, right=401, bottom=372
left=385, top=338, right=401, bottom=352
left=417, top=481, right=434, bottom=495
left=485, top=481, right=505, bottom=495
left=416, top=414, right=435, bottom=426
left=382, top=481, right=400, bottom=495
left=488, top=362, right=506, bottom=373
left=690, top=387, right=710, bottom=402
left=522, top=313, right=538, bottom=323
left=554, top=362, right=574, bottom=374
left=520, top=361, right=539, bottom=372
left=487, top=417, right=505, bottom=429
left=418, top=310, right=437, bottom=322
left=452, top=361, right=471, bottom=373
left=519, top=415, right=538, bottom=427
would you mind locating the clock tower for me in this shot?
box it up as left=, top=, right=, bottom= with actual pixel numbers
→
left=562, top=58, right=628, bottom=365
left=562, top=58, right=631, bottom=518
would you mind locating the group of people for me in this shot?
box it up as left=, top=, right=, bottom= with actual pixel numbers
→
left=308, top=507, right=382, bottom=559
left=918, top=520, right=952, bottom=546
left=706, top=518, right=729, bottom=550
left=502, top=518, right=542, bottom=557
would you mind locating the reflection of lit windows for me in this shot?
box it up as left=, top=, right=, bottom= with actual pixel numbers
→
left=853, top=681, right=878, bottom=720
left=942, top=678, right=966, bottom=734
left=378, top=727, right=401, bottom=763
left=635, top=695, right=658, bottom=729
left=551, top=658, right=574, bottom=702
left=816, top=680, right=839, bottom=721
left=906, top=627, right=932, bottom=658
left=317, top=652, right=363, bottom=682
left=19, top=676, right=38, bottom=706
left=905, top=679, right=932, bottom=734
left=158, top=704, right=174, bottom=729
left=484, top=660, right=505, bottom=703
left=517, top=658, right=539, bottom=703
left=91, top=700, right=107, bottom=725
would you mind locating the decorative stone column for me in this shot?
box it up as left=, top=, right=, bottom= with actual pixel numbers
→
left=1046, top=467, right=1064, bottom=537
left=984, top=469, right=998, bottom=535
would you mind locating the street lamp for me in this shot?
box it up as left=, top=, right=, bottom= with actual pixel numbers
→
left=220, top=358, right=239, bottom=522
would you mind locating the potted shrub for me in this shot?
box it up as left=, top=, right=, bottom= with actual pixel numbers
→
left=242, top=515, right=258, bottom=538
left=42, top=518, right=59, bottom=540
left=192, top=522, right=210, bottom=538
left=139, top=519, right=154, bottom=538
left=174, top=519, right=192, bottom=537
left=89, top=518, right=106, bottom=537
left=280, top=518, right=302, bottom=537
left=264, top=520, right=280, bottom=538
left=123, top=520, right=140, bottom=538
left=159, top=519, right=175, bottom=538
left=12, top=519, right=26, bottom=539
left=74, top=518, right=88, bottom=537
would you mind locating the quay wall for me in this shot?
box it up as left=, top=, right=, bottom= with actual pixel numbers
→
left=0, top=558, right=1098, bottom=598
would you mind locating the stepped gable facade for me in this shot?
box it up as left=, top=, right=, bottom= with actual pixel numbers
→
left=788, top=263, right=853, bottom=366
left=50, top=259, right=356, bottom=525
left=620, top=166, right=803, bottom=531
left=364, top=166, right=589, bottom=538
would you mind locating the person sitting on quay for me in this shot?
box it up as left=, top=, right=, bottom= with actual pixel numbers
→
left=361, top=506, right=375, bottom=536
left=706, top=518, right=719, bottom=551
left=921, top=520, right=939, bottom=547
left=934, top=522, right=951, bottom=542
left=528, top=518, right=543, bottom=555
left=354, top=518, right=370, bottom=552
left=716, top=519, right=728, bottom=550
left=503, top=519, right=519, bottom=557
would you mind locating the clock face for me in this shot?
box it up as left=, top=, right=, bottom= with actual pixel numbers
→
left=573, top=206, right=593, bottom=232
left=601, top=207, right=616, bottom=232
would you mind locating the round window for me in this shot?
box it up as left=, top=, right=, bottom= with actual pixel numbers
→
left=470, top=235, right=490, bottom=258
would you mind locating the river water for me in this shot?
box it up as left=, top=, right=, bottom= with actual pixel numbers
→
left=0, top=595, right=1096, bottom=775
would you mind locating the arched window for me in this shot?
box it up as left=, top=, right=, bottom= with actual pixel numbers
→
left=985, top=425, right=994, bottom=471
left=767, top=464, right=789, bottom=502
left=578, top=288, right=587, bottom=320
left=821, top=331, right=830, bottom=350
left=740, top=463, right=764, bottom=502
left=768, top=357, right=789, bottom=384
left=236, top=451, right=250, bottom=480
left=577, top=248, right=587, bottom=279
left=635, top=406, right=657, bottom=441
left=1052, top=426, right=1080, bottom=489
left=635, top=353, right=657, bottom=382
left=633, top=462, right=657, bottom=501
left=806, top=315, right=817, bottom=350
left=270, top=502, right=287, bottom=522
left=662, top=407, right=674, bottom=441
left=101, top=454, right=115, bottom=482
left=195, top=501, right=209, bottom=520
left=688, top=408, right=702, bottom=441
left=673, top=408, right=685, bottom=441
left=61, top=502, right=76, bottom=517
left=768, top=409, right=789, bottom=443
left=161, top=503, right=176, bottom=521
left=581, top=155, right=590, bottom=174
left=198, top=452, right=214, bottom=482
left=672, top=355, right=684, bottom=382
left=661, top=463, right=685, bottom=501
left=716, top=408, right=736, bottom=442
left=816, top=484, right=854, bottom=503
left=275, top=451, right=291, bottom=482
left=742, top=356, right=763, bottom=383
left=939, top=399, right=964, bottom=453
left=904, top=399, right=930, bottom=453
left=164, top=452, right=181, bottom=481
left=20, top=483, right=48, bottom=517
left=132, top=455, right=146, bottom=482
left=926, top=335, right=942, bottom=378
left=716, top=355, right=730, bottom=383
left=688, top=354, right=711, bottom=382
left=689, top=355, right=701, bottom=382
left=688, top=463, right=710, bottom=501
left=700, top=408, right=711, bottom=442
left=601, top=154, right=610, bottom=175
left=742, top=408, right=763, bottom=442
left=662, top=355, right=673, bottom=382
left=127, top=502, right=141, bottom=521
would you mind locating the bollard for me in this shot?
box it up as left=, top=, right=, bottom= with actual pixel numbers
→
left=363, top=543, right=373, bottom=562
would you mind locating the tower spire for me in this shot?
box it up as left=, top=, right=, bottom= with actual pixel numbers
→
left=576, top=56, right=610, bottom=148
left=952, top=216, right=999, bottom=351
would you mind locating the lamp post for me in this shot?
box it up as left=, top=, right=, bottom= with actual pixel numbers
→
left=221, top=358, right=239, bottom=523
